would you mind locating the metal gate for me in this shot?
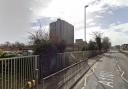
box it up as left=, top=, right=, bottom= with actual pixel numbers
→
left=0, top=55, right=39, bottom=89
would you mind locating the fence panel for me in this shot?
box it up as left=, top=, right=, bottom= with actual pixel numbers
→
left=42, top=60, right=89, bottom=89
left=0, top=55, right=38, bottom=89
left=41, top=50, right=103, bottom=89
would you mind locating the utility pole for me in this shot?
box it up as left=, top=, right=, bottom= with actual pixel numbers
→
left=84, top=5, right=88, bottom=42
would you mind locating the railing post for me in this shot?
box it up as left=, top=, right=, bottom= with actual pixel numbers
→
left=83, top=51, right=84, bottom=59
left=35, top=69, right=39, bottom=89
left=42, top=79, right=44, bottom=89
left=35, top=56, right=39, bottom=89
left=2, top=60, right=3, bottom=89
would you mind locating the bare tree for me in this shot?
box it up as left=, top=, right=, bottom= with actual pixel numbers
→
left=14, top=42, right=25, bottom=50
left=92, top=32, right=103, bottom=51
left=5, top=41, right=11, bottom=48
left=29, top=29, right=67, bottom=77
left=29, top=29, right=52, bottom=54
left=87, top=40, right=97, bottom=50
left=29, top=30, right=49, bottom=44
left=102, top=37, right=111, bottom=51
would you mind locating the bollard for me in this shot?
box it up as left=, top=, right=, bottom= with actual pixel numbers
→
left=25, top=81, right=32, bottom=89
left=24, top=80, right=36, bottom=89
left=32, top=80, right=36, bottom=87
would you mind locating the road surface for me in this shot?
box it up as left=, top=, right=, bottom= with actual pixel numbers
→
left=79, top=50, right=128, bottom=89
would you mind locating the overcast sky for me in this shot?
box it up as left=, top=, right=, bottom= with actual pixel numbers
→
left=0, top=0, right=128, bottom=45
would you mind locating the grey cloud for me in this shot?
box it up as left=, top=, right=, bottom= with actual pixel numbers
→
left=0, top=0, right=52, bottom=43
left=32, top=17, right=56, bottom=27
left=31, top=0, right=52, bottom=9
left=0, top=0, right=32, bottom=43
left=89, top=0, right=101, bottom=5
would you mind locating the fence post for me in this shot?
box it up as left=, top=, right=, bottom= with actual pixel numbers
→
left=42, top=79, right=44, bottom=89
left=35, top=56, right=39, bottom=89
left=35, top=69, right=39, bottom=89
left=83, top=51, right=84, bottom=60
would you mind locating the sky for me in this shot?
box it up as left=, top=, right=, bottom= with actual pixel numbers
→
left=0, top=0, right=128, bottom=45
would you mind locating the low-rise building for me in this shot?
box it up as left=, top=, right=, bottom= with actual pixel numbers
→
left=74, top=39, right=87, bottom=51
left=121, top=44, right=128, bottom=50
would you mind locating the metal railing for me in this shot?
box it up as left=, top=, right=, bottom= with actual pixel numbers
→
left=0, top=55, right=39, bottom=89
left=42, top=50, right=104, bottom=89
left=39, top=50, right=104, bottom=79
left=42, top=59, right=89, bottom=89
left=56, top=50, right=102, bottom=65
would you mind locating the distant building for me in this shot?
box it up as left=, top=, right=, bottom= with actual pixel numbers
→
left=75, top=39, right=84, bottom=44
left=74, top=39, right=87, bottom=51
left=114, top=45, right=121, bottom=50
left=50, top=19, right=74, bottom=45
left=121, top=44, right=128, bottom=50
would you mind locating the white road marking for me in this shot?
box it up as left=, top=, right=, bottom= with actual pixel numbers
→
left=100, top=71, right=114, bottom=78
left=117, top=65, right=121, bottom=71
left=98, top=81, right=113, bottom=88
left=121, top=71, right=124, bottom=77
left=82, top=65, right=115, bottom=89
left=115, top=58, right=128, bottom=84
left=81, top=62, right=97, bottom=89
left=98, top=71, right=114, bottom=88
left=122, top=76, right=128, bottom=84
left=99, top=76, right=113, bottom=81
left=118, top=66, right=128, bottom=84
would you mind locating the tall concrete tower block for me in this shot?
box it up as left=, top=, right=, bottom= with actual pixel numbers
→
left=50, top=19, right=74, bottom=45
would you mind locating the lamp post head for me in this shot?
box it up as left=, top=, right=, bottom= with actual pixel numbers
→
left=85, top=5, right=89, bottom=8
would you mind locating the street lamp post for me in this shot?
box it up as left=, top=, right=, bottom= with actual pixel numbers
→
left=84, top=5, right=88, bottom=42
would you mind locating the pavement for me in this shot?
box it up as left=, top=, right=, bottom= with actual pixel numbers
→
left=121, top=50, right=128, bottom=54
left=77, top=50, right=128, bottom=89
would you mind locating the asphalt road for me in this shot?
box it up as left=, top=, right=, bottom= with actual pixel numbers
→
left=80, top=50, right=128, bottom=89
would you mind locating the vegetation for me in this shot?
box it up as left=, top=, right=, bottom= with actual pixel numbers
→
left=29, top=30, right=66, bottom=55
left=0, top=41, right=30, bottom=58
left=87, top=40, right=97, bottom=50
left=0, top=41, right=25, bottom=51
left=102, top=37, right=111, bottom=51
left=0, top=49, right=16, bottom=58
left=0, top=49, right=3, bottom=55
left=93, top=32, right=102, bottom=51
left=29, top=29, right=66, bottom=77
left=0, top=53, right=17, bottom=58
left=87, top=32, right=111, bottom=51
